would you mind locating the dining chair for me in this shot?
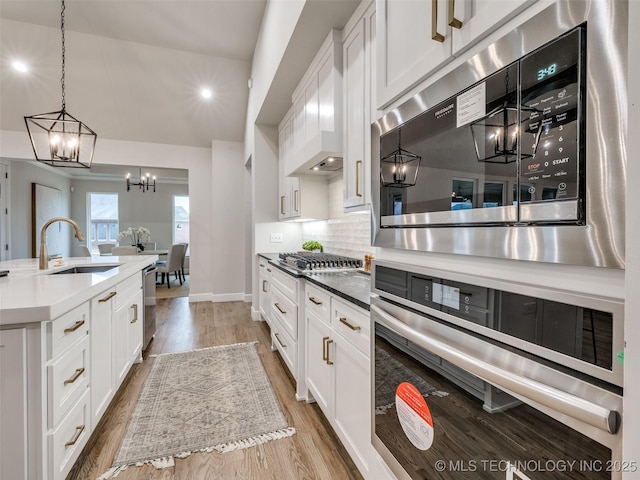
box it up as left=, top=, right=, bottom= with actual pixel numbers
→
left=97, top=243, right=116, bottom=255
left=178, top=242, right=188, bottom=282
left=111, top=246, right=139, bottom=255
left=156, top=244, right=184, bottom=288
left=78, top=245, right=92, bottom=256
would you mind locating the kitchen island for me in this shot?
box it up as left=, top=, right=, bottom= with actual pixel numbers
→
left=0, top=254, right=157, bottom=480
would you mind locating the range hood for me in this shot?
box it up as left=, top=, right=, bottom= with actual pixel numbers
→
left=308, top=156, right=343, bottom=173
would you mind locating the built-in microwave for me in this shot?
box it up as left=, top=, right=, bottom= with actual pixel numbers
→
left=371, top=1, right=627, bottom=269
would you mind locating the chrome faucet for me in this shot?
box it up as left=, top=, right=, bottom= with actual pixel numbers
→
left=39, top=217, right=85, bottom=270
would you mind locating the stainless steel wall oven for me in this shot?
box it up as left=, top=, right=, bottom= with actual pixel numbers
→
left=371, top=260, right=625, bottom=479
left=371, top=1, right=627, bottom=269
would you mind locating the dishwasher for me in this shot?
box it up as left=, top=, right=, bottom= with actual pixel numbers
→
left=142, top=265, right=157, bottom=350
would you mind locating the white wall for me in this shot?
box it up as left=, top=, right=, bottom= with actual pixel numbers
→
left=210, top=140, right=246, bottom=302
left=623, top=1, right=640, bottom=476
left=4, top=159, right=72, bottom=259
left=69, top=178, right=188, bottom=254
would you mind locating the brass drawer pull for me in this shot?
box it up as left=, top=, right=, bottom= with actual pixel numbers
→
left=280, top=196, right=286, bottom=215
left=309, top=296, right=322, bottom=306
left=130, top=304, right=138, bottom=323
left=339, top=317, right=361, bottom=331
left=260, top=263, right=265, bottom=267
left=432, top=0, right=445, bottom=42
left=274, top=333, right=286, bottom=348
left=64, top=320, right=85, bottom=333
left=448, top=0, right=462, bottom=28
left=356, top=160, right=363, bottom=197
left=262, top=280, right=268, bottom=292
left=267, top=268, right=272, bottom=273
left=275, top=303, right=286, bottom=315
left=322, top=336, right=329, bottom=362
left=63, top=367, right=85, bottom=385
left=64, top=425, right=85, bottom=447
left=326, top=339, right=334, bottom=365
left=98, top=291, right=117, bottom=302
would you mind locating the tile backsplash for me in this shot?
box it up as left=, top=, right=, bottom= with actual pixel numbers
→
left=301, top=173, right=373, bottom=261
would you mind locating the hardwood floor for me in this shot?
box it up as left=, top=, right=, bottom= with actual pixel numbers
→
left=68, top=299, right=363, bottom=480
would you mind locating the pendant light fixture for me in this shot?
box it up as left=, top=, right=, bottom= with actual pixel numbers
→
left=380, top=129, right=421, bottom=188
left=24, top=0, right=97, bottom=168
left=126, top=168, right=156, bottom=193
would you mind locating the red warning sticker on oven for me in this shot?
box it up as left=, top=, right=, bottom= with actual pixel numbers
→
left=395, top=382, right=434, bottom=451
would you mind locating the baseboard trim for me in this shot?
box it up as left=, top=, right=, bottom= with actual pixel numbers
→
left=189, top=293, right=213, bottom=303
left=243, top=294, right=253, bottom=303
left=251, top=306, right=262, bottom=321
left=210, top=293, right=245, bottom=303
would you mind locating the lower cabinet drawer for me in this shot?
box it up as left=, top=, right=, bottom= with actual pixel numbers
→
left=272, top=321, right=297, bottom=378
left=271, top=286, right=298, bottom=340
left=332, top=298, right=370, bottom=357
left=48, top=336, right=89, bottom=428
left=48, top=302, right=90, bottom=360
left=48, top=389, right=90, bottom=480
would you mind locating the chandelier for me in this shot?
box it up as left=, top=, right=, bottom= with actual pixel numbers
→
left=24, top=0, right=97, bottom=168
left=126, top=168, right=156, bottom=193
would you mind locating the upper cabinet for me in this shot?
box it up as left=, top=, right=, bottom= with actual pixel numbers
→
left=377, top=0, right=536, bottom=109
left=286, top=29, right=344, bottom=176
left=343, top=1, right=376, bottom=211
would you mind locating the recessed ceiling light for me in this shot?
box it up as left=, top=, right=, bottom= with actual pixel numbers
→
left=201, top=88, right=212, bottom=99
left=12, top=61, right=28, bottom=73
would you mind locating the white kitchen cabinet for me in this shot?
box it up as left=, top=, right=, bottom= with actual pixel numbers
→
left=287, top=29, right=343, bottom=175
left=0, top=328, right=28, bottom=480
left=114, top=274, right=143, bottom=387
left=304, top=284, right=374, bottom=477
left=269, top=266, right=307, bottom=400
left=343, top=1, right=375, bottom=210
left=90, top=288, right=116, bottom=427
left=377, top=0, right=535, bottom=108
left=258, top=258, right=272, bottom=323
left=278, top=108, right=329, bottom=222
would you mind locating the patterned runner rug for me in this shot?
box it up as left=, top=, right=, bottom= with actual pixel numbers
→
left=99, top=342, right=295, bottom=479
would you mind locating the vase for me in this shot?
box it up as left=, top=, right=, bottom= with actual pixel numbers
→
left=136, top=243, right=145, bottom=251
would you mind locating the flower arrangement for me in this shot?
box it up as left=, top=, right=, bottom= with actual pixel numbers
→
left=117, top=227, right=151, bottom=246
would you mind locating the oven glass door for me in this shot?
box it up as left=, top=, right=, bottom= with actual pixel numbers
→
left=371, top=300, right=622, bottom=480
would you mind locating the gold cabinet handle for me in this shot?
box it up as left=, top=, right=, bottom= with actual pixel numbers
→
left=356, top=160, right=363, bottom=197
left=280, top=195, right=286, bottom=215
left=326, top=339, right=334, bottom=365
left=64, top=320, right=85, bottom=333
left=267, top=268, right=272, bottom=273
left=63, top=367, right=85, bottom=385
left=432, top=0, right=445, bottom=42
left=99, top=291, right=117, bottom=302
left=64, top=425, right=85, bottom=447
left=259, top=263, right=265, bottom=267
left=262, top=280, right=268, bottom=292
left=448, top=0, right=462, bottom=28
left=130, top=304, right=138, bottom=323
left=274, top=333, right=286, bottom=348
left=339, top=317, right=361, bottom=331
left=294, top=189, right=299, bottom=212
left=309, top=296, right=322, bottom=306
left=275, top=303, right=286, bottom=314
left=322, top=336, right=329, bottom=362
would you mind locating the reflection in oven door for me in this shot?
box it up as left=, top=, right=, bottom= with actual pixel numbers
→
left=371, top=299, right=623, bottom=480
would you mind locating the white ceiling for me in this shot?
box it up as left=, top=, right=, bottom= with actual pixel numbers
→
left=0, top=0, right=360, bottom=152
left=0, top=0, right=267, bottom=148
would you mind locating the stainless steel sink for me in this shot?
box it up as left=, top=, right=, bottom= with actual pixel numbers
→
left=50, top=265, right=119, bottom=275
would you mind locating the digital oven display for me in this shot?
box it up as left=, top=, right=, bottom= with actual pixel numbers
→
left=432, top=283, right=459, bottom=310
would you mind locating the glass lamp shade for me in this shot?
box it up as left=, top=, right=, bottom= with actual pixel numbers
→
left=24, top=109, right=97, bottom=168
left=380, top=148, right=421, bottom=188
left=470, top=105, right=520, bottom=164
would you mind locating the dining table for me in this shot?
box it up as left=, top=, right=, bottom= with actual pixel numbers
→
left=139, top=249, right=168, bottom=257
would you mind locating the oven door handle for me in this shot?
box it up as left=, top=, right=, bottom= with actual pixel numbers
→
left=371, top=302, right=620, bottom=435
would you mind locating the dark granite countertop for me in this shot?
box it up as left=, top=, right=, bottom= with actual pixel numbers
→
left=258, top=253, right=371, bottom=310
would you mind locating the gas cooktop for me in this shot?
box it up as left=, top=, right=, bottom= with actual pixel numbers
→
left=278, top=252, right=362, bottom=271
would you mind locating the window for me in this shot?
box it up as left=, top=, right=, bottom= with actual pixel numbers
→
left=173, top=196, right=189, bottom=252
left=88, top=193, right=119, bottom=254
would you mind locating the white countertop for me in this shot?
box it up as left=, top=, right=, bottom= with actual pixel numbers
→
left=0, top=255, right=157, bottom=326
